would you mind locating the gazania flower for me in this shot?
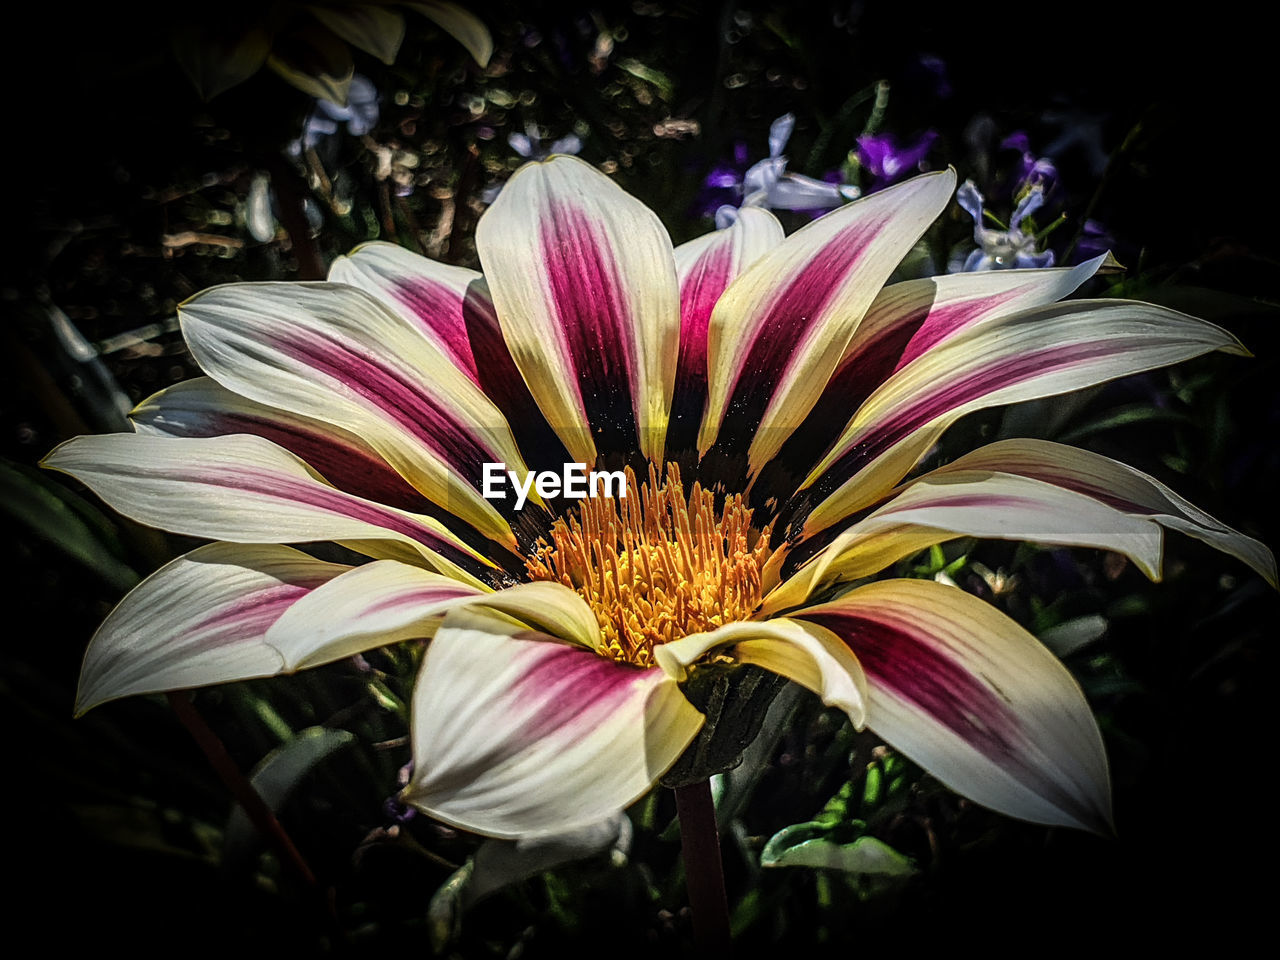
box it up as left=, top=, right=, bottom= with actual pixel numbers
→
left=45, top=157, right=1273, bottom=841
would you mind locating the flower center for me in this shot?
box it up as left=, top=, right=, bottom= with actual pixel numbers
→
left=525, top=462, right=774, bottom=666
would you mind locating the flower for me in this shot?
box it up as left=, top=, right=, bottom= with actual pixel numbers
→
left=481, top=126, right=585, bottom=204
left=1000, top=131, right=1058, bottom=194
left=703, top=114, right=859, bottom=228
left=45, top=157, right=1274, bottom=842
left=507, top=125, right=584, bottom=161
left=856, top=130, right=939, bottom=189
left=294, top=74, right=381, bottom=153
left=951, top=178, right=1056, bottom=271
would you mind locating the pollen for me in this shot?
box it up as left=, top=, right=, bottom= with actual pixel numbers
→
left=525, top=463, right=774, bottom=667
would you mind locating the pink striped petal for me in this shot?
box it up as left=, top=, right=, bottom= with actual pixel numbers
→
left=41, top=433, right=493, bottom=585
left=668, top=208, right=784, bottom=453
left=267, top=567, right=602, bottom=670
left=328, top=243, right=491, bottom=386
left=76, top=543, right=350, bottom=714
left=404, top=608, right=703, bottom=839
left=872, top=256, right=1108, bottom=374
left=797, top=579, right=1113, bottom=833
left=771, top=258, right=1106, bottom=485
left=265, top=560, right=485, bottom=669
left=476, top=156, right=681, bottom=465
left=935, top=439, right=1277, bottom=587
left=179, top=281, right=530, bottom=548
left=801, top=300, right=1250, bottom=536
left=654, top=617, right=868, bottom=727
left=330, top=245, right=572, bottom=473
left=765, top=471, right=1165, bottom=615
left=133, top=378, right=432, bottom=513
left=697, top=170, right=956, bottom=474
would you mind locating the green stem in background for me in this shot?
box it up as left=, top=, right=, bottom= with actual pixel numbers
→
left=1061, top=117, right=1143, bottom=263
left=860, top=80, right=891, bottom=139
left=674, top=779, right=731, bottom=956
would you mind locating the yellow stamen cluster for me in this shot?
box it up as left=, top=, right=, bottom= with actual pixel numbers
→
left=526, top=463, right=773, bottom=666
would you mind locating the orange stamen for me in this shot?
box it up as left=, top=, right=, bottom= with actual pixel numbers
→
left=525, top=462, right=774, bottom=666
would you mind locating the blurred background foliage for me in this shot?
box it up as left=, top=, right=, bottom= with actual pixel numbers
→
left=2, top=1, right=1276, bottom=954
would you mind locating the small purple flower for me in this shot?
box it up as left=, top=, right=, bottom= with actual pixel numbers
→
left=383, top=795, right=418, bottom=825
left=508, top=125, right=583, bottom=161
left=702, top=113, right=859, bottom=226
left=1000, top=132, right=1058, bottom=194
left=483, top=126, right=585, bottom=204
left=382, top=760, right=419, bottom=824
left=1073, top=219, right=1116, bottom=264
left=856, top=130, right=938, bottom=189
left=951, top=179, right=1056, bottom=272
left=294, top=74, right=380, bottom=153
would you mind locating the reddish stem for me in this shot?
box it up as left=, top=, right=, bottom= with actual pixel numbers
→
left=167, top=692, right=319, bottom=891
left=674, top=779, right=732, bottom=956
left=264, top=154, right=325, bottom=280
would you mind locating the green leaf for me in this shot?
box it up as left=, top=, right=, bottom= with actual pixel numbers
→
left=309, top=5, right=405, bottom=65
left=1039, top=615, right=1108, bottom=657
left=406, top=1, right=495, bottom=67
left=223, top=726, right=355, bottom=866
left=616, top=58, right=674, bottom=101
left=761, top=829, right=916, bottom=879
left=760, top=821, right=825, bottom=863
left=1056, top=403, right=1191, bottom=443
left=171, top=22, right=271, bottom=101
left=3, top=458, right=139, bottom=591
left=711, top=682, right=804, bottom=824
left=428, top=815, right=631, bottom=950
left=266, top=22, right=354, bottom=105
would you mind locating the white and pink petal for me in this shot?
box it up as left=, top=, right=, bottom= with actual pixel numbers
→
left=329, top=246, right=573, bottom=473
left=76, top=543, right=350, bottom=714
left=769, top=257, right=1109, bottom=488
left=796, top=579, right=1113, bottom=833
left=41, top=433, right=492, bottom=586
left=667, top=208, right=783, bottom=452
left=404, top=608, right=703, bottom=839
left=697, top=170, right=956, bottom=473
left=855, top=255, right=1109, bottom=377
left=264, top=560, right=487, bottom=669
left=933, top=438, right=1277, bottom=587
left=179, top=281, right=529, bottom=548
left=328, top=243, right=492, bottom=386
left=476, top=155, right=682, bottom=465
left=132, top=377, right=433, bottom=513
left=764, top=470, right=1166, bottom=614
left=801, top=299, right=1249, bottom=535
left=266, top=568, right=603, bottom=670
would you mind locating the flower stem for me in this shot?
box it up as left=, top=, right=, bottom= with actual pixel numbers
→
left=167, top=692, right=319, bottom=892
left=263, top=154, right=325, bottom=280
left=674, top=779, right=731, bottom=956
